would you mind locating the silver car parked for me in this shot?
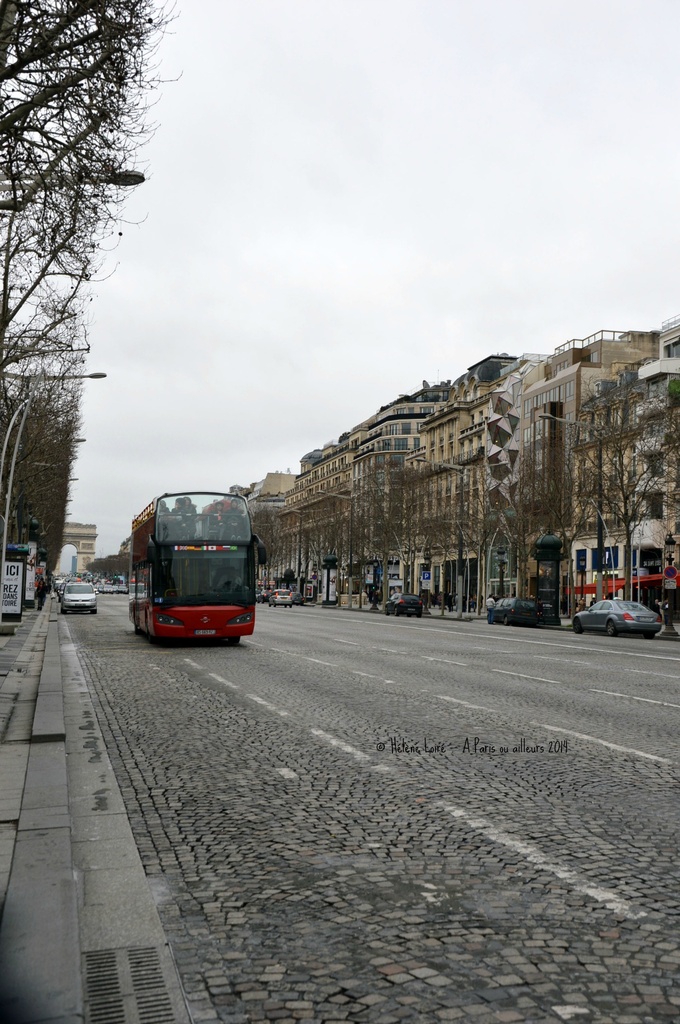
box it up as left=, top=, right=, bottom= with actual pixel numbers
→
left=61, top=582, right=97, bottom=615
left=572, top=599, right=661, bottom=639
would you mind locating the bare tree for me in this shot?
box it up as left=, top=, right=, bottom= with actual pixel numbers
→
left=574, top=376, right=680, bottom=599
left=3, top=372, right=82, bottom=565
left=355, top=460, right=409, bottom=604
left=251, top=504, right=287, bottom=582
left=86, top=552, right=128, bottom=576
left=0, top=0, right=170, bottom=372
left=524, top=421, right=590, bottom=611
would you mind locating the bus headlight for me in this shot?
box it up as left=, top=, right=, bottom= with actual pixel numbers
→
left=229, top=612, right=253, bottom=625
left=156, top=613, right=184, bottom=626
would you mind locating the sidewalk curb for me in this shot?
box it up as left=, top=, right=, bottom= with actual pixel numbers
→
left=0, top=606, right=191, bottom=1024
left=0, top=607, right=80, bottom=1023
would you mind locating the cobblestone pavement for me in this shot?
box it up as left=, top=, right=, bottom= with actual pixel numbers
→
left=67, top=598, right=680, bottom=1024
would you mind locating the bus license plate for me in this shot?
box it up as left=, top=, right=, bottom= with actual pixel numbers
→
left=194, top=629, right=216, bottom=635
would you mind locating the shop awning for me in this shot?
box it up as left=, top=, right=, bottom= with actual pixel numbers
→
left=568, top=573, right=665, bottom=595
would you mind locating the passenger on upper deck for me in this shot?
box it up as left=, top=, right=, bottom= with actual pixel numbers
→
left=174, top=496, right=197, bottom=515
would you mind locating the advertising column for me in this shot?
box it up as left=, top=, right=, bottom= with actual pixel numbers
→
left=3, top=559, right=24, bottom=620
left=25, top=540, right=37, bottom=608
left=321, top=554, right=338, bottom=607
left=534, top=533, right=562, bottom=627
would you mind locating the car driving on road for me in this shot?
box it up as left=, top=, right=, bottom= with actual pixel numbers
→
left=384, top=593, right=423, bottom=618
left=269, top=589, right=293, bottom=608
left=61, top=582, right=97, bottom=615
left=491, top=596, right=539, bottom=627
left=572, top=599, right=662, bottom=639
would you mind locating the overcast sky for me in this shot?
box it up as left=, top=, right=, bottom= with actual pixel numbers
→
left=65, top=0, right=680, bottom=564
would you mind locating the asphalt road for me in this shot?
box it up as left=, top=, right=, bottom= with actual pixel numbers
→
left=64, top=597, right=680, bottom=1024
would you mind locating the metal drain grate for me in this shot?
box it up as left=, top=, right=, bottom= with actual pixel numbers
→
left=84, top=947, right=176, bottom=1024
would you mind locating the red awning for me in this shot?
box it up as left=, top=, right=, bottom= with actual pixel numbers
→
left=567, top=573, right=665, bottom=595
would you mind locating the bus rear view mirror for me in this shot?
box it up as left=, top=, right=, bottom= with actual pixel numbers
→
left=253, top=537, right=267, bottom=565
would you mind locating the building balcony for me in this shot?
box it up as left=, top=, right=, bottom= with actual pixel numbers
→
left=459, top=422, right=485, bottom=440
left=459, top=446, right=485, bottom=464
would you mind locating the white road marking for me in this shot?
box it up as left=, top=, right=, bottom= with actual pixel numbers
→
left=422, top=656, right=468, bottom=666
left=352, top=671, right=381, bottom=679
left=377, top=647, right=407, bottom=654
left=420, top=882, right=445, bottom=904
left=619, top=667, right=680, bottom=680
left=247, top=694, right=289, bottom=717
left=276, top=767, right=298, bottom=780
left=493, top=668, right=563, bottom=685
left=310, top=728, right=370, bottom=761
left=183, top=658, right=201, bottom=668
left=437, top=695, right=495, bottom=712
left=530, top=722, right=672, bottom=764
left=304, top=657, right=337, bottom=667
left=405, top=624, right=680, bottom=662
left=465, top=645, right=514, bottom=653
left=333, top=638, right=360, bottom=645
left=552, top=1007, right=591, bottom=1021
left=591, top=688, right=680, bottom=710
left=532, top=656, right=592, bottom=665
left=438, top=801, right=646, bottom=919
left=208, top=672, right=238, bottom=690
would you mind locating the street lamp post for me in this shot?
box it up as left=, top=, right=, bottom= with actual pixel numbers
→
left=497, top=546, right=506, bottom=598
left=1, top=371, right=106, bottom=626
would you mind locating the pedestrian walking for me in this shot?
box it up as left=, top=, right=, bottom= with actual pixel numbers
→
left=486, top=594, right=495, bottom=624
left=36, top=577, right=46, bottom=610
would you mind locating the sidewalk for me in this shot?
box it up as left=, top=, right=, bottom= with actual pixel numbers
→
left=0, top=599, right=190, bottom=1024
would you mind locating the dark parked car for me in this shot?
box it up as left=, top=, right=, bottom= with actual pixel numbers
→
left=385, top=592, right=423, bottom=618
left=492, top=596, right=538, bottom=627
left=572, top=600, right=662, bottom=639
left=291, top=591, right=305, bottom=605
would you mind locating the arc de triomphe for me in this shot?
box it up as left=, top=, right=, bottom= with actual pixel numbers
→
left=60, top=522, right=97, bottom=574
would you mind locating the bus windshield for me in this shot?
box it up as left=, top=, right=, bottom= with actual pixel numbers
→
left=157, top=547, right=255, bottom=606
left=155, top=492, right=251, bottom=545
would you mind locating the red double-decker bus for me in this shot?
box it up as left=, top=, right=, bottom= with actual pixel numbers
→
left=129, top=491, right=266, bottom=643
